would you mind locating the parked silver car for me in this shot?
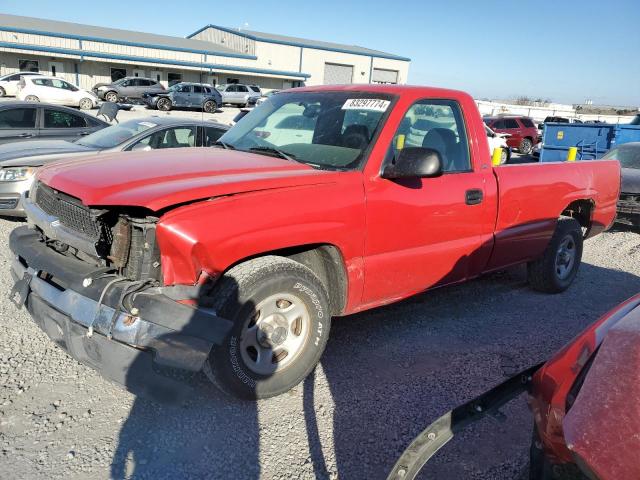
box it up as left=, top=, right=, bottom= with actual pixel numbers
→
left=215, top=83, right=261, bottom=107
left=93, top=77, right=165, bottom=102
left=0, top=117, right=228, bottom=217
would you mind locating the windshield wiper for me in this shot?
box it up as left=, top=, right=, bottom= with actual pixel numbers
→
left=248, top=146, right=298, bottom=162
left=214, top=140, right=235, bottom=150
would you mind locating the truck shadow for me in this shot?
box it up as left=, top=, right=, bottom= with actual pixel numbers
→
left=110, top=247, right=640, bottom=479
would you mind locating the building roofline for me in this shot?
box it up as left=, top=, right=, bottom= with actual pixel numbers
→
left=0, top=25, right=257, bottom=60
left=187, top=24, right=411, bottom=62
left=0, top=41, right=311, bottom=79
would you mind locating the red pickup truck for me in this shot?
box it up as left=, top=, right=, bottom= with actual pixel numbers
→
left=9, top=85, right=620, bottom=400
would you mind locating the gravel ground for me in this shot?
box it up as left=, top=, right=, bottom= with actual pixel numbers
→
left=0, top=221, right=638, bottom=478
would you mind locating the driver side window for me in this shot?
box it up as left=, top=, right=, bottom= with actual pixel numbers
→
left=389, top=99, right=471, bottom=173
left=132, top=127, right=196, bottom=150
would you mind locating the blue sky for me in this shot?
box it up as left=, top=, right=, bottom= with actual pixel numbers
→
left=3, top=0, right=639, bottom=106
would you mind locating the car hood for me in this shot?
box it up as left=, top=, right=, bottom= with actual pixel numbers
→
left=563, top=304, right=640, bottom=480
left=0, top=140, right=96, bottom=165
left=37, top=148, right=336, bottom=211
left=621, top=168, right=640, bottom=193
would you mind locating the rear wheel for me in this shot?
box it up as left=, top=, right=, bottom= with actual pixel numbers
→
left=203, top=100, right=217, bottom=113
left=25, top=95, right=39, bottom=102
left=528, top=217, right=583, bottom=293
left=79, top=98, right=93, bottom=110
left=104, top=91, right=118, bottom=103
left=204, top=256, right=331, bottom=400
left=520, top=138, right=533, bottom=155
left=156, top=98, right=172, bottom=111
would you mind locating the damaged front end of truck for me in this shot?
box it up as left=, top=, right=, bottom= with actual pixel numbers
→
left=9, top=181, right=232, bottom=401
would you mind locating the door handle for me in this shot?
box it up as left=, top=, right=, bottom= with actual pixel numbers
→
left=465, top=189, right=483, bottom=205
left=79, top=131, right=91, bottom=136
left=18, top=133, right=34, bottom=138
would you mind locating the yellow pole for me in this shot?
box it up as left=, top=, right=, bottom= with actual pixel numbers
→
left=567, top=147, right=578, bottom=162
left=491, top=148, right=503, bottom=166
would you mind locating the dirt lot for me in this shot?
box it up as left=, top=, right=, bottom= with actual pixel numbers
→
left=0, top=212, right=638, bottom=479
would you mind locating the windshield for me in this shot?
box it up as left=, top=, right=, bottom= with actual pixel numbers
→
left=603, top=145, right=640, bottom=169
left=75, top=119, right=157, bottom=148
left=219, top=91, right=394, bottom=170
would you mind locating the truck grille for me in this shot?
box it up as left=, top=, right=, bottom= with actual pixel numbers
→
left=34, top=183, right=100, bottom=240
left=618, top=193, right=640, bottom=215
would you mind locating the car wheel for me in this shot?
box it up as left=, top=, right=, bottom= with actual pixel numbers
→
left=528, top=217, right=583, bottom=293
left=79, top=98, right=93, bottom=110
left=25, top=95, right=39, bottom=102
left=500, top=148, right=509, bottom=164
left=519, top=138, right=533, bottom=155
left=105, top=91, right=118, bottom=103
left=0, top=87, right=5, bottom=98
left=203, top=100, right=217, bottom=113
left=204, top=255, right=331, bottom=400
left=157, top=98, right=172, bottom=111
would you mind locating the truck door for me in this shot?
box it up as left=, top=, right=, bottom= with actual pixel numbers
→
left=362, top=98, right=495, bottom=305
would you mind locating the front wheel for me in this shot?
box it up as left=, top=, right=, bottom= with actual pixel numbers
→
left=204, top=256, right=331, bottom=400
left=25, top=95, right=39, bottom=102
left=528, top=217, right=583, bottom=293
left=156, top=98, right=172, bottom=111
left=519, top=138, right=533, bottom=155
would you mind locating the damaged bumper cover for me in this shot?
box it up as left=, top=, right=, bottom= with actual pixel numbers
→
left=9, top=225, right=232, bottom=400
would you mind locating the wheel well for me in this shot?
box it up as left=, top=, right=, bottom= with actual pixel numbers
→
left=562, top=199, right=594, bottom=234
left=222, top=244, right=348, bottom=316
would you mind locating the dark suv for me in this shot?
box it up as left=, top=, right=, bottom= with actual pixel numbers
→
left=93, top=77, right=165, bottom=102
left=483, top=116, right=540, bottom=155
left=142, top=82, right=222, bottom=113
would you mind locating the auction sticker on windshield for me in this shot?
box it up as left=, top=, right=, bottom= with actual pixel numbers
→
left=342, top=99, right=390, bottom=112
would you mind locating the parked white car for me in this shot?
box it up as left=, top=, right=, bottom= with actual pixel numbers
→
left=17, top=76, right=98, bottom=110
left=0, top=72, right=42, bottom=97
left=485, top=124, right=511, bottom=164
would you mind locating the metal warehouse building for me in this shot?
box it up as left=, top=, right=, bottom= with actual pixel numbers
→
left=0, top=14, right=410, bottom=91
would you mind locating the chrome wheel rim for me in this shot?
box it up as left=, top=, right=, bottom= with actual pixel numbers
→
left=239, top=292, right=311, bottom=376
left=501, top=149, right=508, bottom=164
left=105, top=92, right=117, bottom=103
left=158, top=99, right=170, bottom=111
left=25, top=95, right=38, bottom=102
left=80, top=98, right=92, bottom=109
left=555, top=235, right=576, bottom=280
left=203, top=101, right=214, bottom=112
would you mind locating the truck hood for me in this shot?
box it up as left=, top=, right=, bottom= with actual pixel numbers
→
left=37, top=148, right=336, bottom=211
left=0, top=140, right=96, bottom=164
left=621, top=168, right=640, bottom=193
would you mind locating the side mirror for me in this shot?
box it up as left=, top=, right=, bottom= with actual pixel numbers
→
left=131, top=143, right=152, bottom=152
left=381, top=147, right=443, bottom=179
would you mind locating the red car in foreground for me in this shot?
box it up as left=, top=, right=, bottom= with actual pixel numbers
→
left=388, top=294, right=640, bottom=480
left=8, top=84, right=619, bottom=400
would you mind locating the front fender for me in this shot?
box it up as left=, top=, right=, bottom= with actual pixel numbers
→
left=155, top=175, right=366, bottom=299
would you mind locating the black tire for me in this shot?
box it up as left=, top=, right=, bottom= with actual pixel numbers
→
left=528, top=217, right=583, bottom=293
left=0, top=87, right=5, bottom=98
left=105, top=91, right=118, bottom=103
left=203, top=100, right=216, bottom=113
left=519, top=138, right=533, bottom=155
left=204, top=256, right=331, bottom=400
left=156, top=98, right=172, bottom=111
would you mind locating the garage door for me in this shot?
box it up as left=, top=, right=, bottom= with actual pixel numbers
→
left=371, top=68, right=398, bottom=84
left=323, top=63, right=353, bottom=85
